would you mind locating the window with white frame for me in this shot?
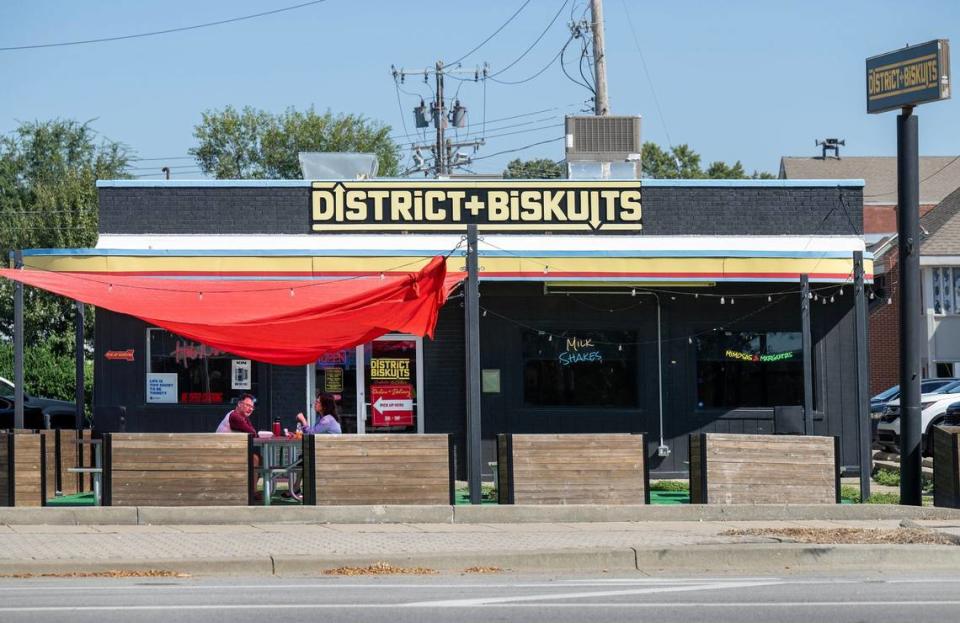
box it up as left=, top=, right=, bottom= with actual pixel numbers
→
left=932, top=267, right=960, bottom=314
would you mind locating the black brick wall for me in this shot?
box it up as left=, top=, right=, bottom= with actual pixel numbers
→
left=98, top=185, right=863, bottom=236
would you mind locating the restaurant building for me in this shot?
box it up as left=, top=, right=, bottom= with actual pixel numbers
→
left=16, top=178, right=871, bottom=477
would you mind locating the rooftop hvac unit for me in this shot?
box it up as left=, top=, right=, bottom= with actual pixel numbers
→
left=565, top=115, right=642, bottom=162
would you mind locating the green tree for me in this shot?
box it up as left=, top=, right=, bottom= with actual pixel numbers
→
left=191, top=106, right=402, bottom=178
left=0, top=119, right=131, bottom=345
left=641, top=141, right=772, bottom=179
left=502, top=158, right=564, bottom=179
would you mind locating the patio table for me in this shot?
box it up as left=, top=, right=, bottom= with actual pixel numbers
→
left=252, top=437, right=302, bottom=506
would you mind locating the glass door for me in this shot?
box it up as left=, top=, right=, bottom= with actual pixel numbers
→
left=356, top=334, right=424, bottom=434
left=312, top=348, right=359, bottom=434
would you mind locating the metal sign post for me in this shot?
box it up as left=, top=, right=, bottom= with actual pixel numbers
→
left=464, top=225, right=482, bottom=504
left=867, top=40, right=950, bottom=505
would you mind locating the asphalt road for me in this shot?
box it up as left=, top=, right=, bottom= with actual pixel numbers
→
left=1, top=572, right=958, bottom=623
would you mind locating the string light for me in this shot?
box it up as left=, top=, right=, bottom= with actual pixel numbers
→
left=482, top=309, right=487, bottom=317
left=821, top=297, right=827, bottom=305
left=618, top=344, right=623, bottom=351
left=813, top=293, right=819, bottom=301
left=289, top=288, right=295, bottom=297
left=631, top=288, right=636, bottom=296
left=839, top=287, right=844, bottom=296
left=548, top=335, right=553, bottom=342
left=730, top=297, right=735, bottom=305
left=688, top=337, right=693, bottom=344
left=720, top=296, right=725, bottom=305
left=870, top=290, right=875, bottom=300
left=108, top=284, right=113, bottom=293
left=887, top=297, right=892, bottom=305
left=767, top=295, right=772, bottom=302
left=198, top=292, right=203, bottom=301
left=830, top=295, right=835, bottom=303
left=543, top=265, right=549, bottom=275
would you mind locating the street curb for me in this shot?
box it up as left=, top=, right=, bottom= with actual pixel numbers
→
left=633, top=543, right=960, bottom=572
left=0, top=508, right=138, bottom=525
left=6, top=544, right=960, bottom=577
left=0, top=557, right=274, bottom=577
left=272, top=548, right=638, bottom=575
left=451, top=504, right=960, bottom=523
left=136, top=505, right=453, bottom=525
left=4, top=504, right=960, bottom=525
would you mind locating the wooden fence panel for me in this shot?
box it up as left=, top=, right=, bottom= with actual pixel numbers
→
left=497, top=434, right=648, bottom=505
left=304, top=435, right=453, bottom=505
left=689, top=433, right=839, bottom=504
left=0, top=432, right=46, bottom=506
left=933, top=426, right=960, bottom=508
left=105, top=433, right=249, bottom=506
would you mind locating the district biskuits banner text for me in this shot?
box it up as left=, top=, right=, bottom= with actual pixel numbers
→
left=310, top=180, right=642, bottom=232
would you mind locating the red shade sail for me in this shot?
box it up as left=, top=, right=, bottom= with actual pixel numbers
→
left=0, top=257, right=462, bottom=366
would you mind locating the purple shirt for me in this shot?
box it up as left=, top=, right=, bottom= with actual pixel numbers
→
left=304, top=414, right=341, bottom=435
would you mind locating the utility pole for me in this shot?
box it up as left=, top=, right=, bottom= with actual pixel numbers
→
left=590, top=0, right=609, bottom=115
left=392, top=62, right=485, bottom=178
left=434, top=61, right=446, bottom=176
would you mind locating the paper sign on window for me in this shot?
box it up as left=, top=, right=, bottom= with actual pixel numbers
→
left=231, top=360, right=251, bottom=390
left=146, top=373, right=178, bottom=404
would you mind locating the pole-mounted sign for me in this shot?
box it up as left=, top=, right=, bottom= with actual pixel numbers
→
left=867, top=39, right=950, bottom=114
left=866, top=39, right=950, bottom=506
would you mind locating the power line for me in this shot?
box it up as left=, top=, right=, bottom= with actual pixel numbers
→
left=0, top=0, right=329, bottom=51
left=446, top=0, right=532, bottom=66
left=620, top=0, right=674, bottom=150
left=470, top=137, right=565, bottom=162
left=488, top=35, right=575, bottom=85
left=488, top=0, right=569, bottom=78
left=863, top=155, right=960, bottom=198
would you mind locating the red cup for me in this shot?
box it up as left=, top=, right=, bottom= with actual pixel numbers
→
left=272, top=419, right=282, bottom=437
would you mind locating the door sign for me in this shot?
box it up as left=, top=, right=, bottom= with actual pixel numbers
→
left=370, top=384, right=414, bottom=427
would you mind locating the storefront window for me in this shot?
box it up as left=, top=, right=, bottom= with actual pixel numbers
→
left=146, top=329, right=258, bottom=404
left=522, top=330, right=636, bottom=407
left=696, top=330, right=802, bottom=409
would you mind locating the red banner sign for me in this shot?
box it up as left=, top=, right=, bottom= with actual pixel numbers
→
left=105, top=349, right=135, bottom=361
left=371, top=384, right=414, bottom=427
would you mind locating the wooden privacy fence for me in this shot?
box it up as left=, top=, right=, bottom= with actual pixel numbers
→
left=40, top=429, right=80, bottom=499
left=933, top=426, right=960, bottom=508
left=103, top=433, right=251, bottom=506
left=0, top=431, right=46, bottom=506
left=302, top=434, right=454, bottom=505
left=689, top=433, right=840, bottom=504
left=496, top=433, right=649, bottom=505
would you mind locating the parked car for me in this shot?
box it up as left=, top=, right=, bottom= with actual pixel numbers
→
left=877, top=380, right=960, bottom=455
left=0, top=376, right=77, bottom=430
left=871, top=378, right=959, bottom=414
left=944, top=401, right=960, bottom=427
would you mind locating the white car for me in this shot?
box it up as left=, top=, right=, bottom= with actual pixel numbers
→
left=877, top=380, right=960, bottom=455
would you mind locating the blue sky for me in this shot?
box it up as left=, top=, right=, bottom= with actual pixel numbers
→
left=1, top=0, right=957, bottom=179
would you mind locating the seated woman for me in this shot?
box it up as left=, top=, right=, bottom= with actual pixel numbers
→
left=297, top=394, right=342, bottom=435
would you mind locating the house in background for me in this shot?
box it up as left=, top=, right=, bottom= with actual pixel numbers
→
left=780, top=147, right=960, bottom=393
left=921, top=186, right=960, bottom=378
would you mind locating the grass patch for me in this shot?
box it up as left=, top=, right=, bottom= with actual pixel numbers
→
left=873, top=469, right=900, bottom=487
left=649, top=480, right=688, bottom=492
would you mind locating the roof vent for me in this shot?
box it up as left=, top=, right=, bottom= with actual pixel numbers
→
left=815, top=138, right=845, bottom=159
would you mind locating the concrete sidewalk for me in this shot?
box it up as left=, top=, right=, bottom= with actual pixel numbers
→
left=3, top=506, right=960, bottom=576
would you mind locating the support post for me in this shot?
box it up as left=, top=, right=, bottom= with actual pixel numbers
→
left=854, top=251, right=871, bottom=501
left=589, top=0, right=609, bottom=115
left=898, top=107, right=923, bottom=506
left=435, top=60, right=446, bottom=176
left=800, top=274, right=814, bottom=434
left=75, top=301, right=85, bottom=432
left=13, top=251, right=24, bottom=430
left=464, top=225, right=482, bottom=504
